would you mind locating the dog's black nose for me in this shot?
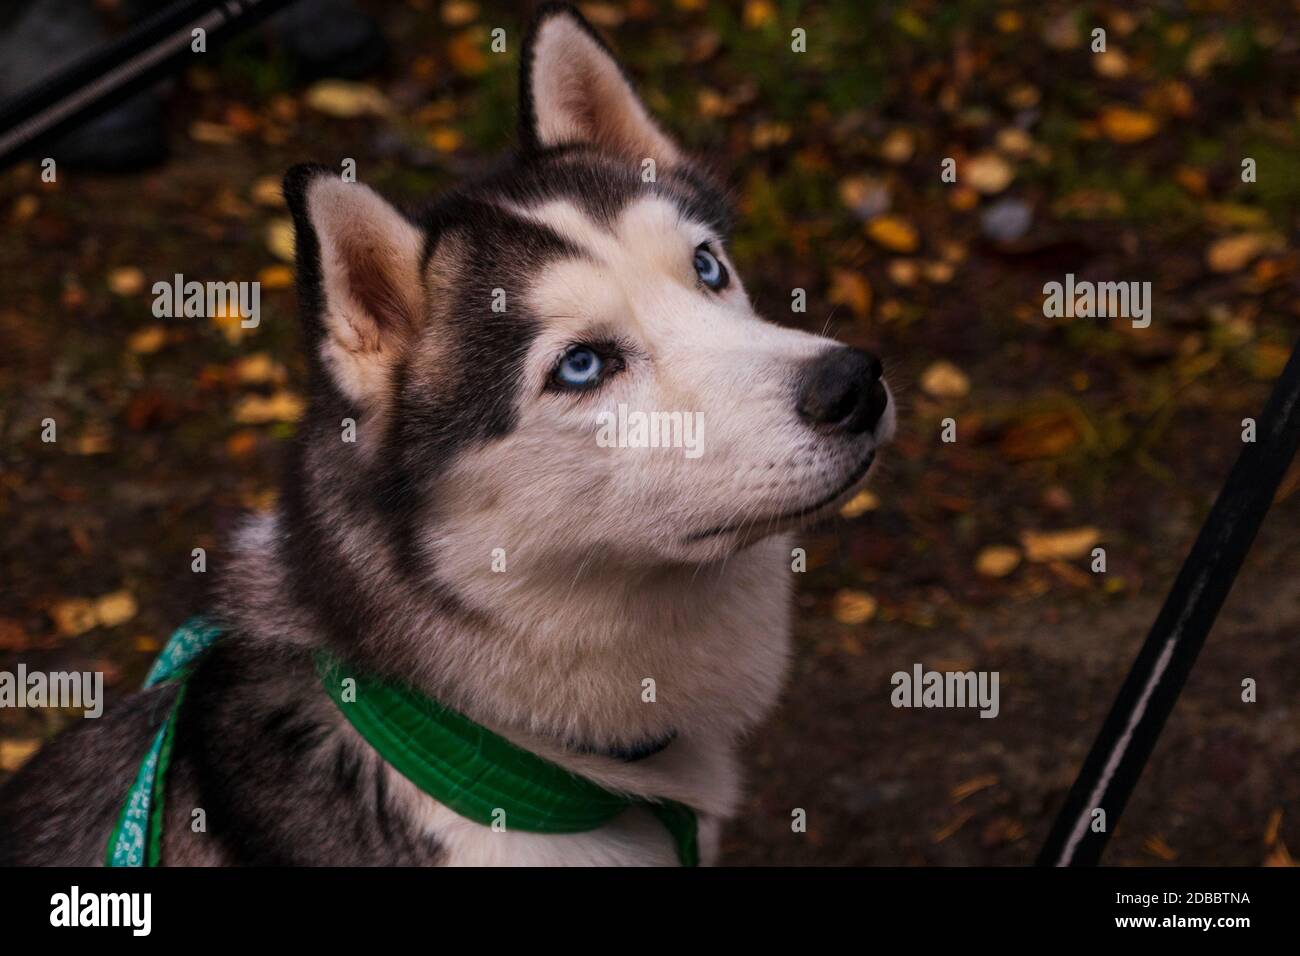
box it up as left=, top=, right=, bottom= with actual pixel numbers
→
left=796, top=347, right=888, bottom=434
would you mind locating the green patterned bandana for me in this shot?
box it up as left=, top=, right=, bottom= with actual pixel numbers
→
left=107, top=620, right=698, bottom=867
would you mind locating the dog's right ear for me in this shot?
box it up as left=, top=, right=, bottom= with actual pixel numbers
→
left=282, top=164, right=425, bottom=408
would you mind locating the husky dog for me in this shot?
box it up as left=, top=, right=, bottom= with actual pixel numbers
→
left=0, top=3, right=892, bottom=865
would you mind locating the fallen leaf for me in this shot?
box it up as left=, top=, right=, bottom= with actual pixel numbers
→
left=128, top=325, right=168, bottom=354
left=742, top=0, right=776, bottom=28
left=975, top=546, right=1021, bottom=578
left=1000, top=410, right=1081, bottom=461
left=995, top=128, right=1034, bottom=159
left=441, top=1, right=479, bottom=26
left=50, top=598, right=98, bottom=636
left=1143, top=835, right=1178, bottom=861
left=428, top=127, right=464, bottom=152
left=966, top=153, right=1014, bottom=194
left=107, top=267, right=145, bottom=296
left=1206, top=233, right=1282, bottom=273
left=1252, top=342, right=1290, bottom=380
left=12, top=194, right=39, bottom=222
left=250, top=175, right=286, bottom=208
left=0, top=618, right=30, bottom=651
left=188, top=120, right=239, bottom=145
left=304, top=79, right=391, bottom=118
left=840, top=489, right=879, bottom=518
left=832, top=590, right=877, bottom=625
left=0, top=740, right=40, bottom=772
left=923, top=260, right=955, bottom=283
left=94, top=590, right=137, bottom=628
left=1186, top=35, right=1227, bottom=76
left=74, top=425, right=112, bottom=456
left=828, top=269, right=872, bottom=318
left=226, top=430, right=260, bottom=459
left=266, top=218, right=295, bottom=262
left=447, top=30, right=489, bottom=76
left=1020, top=526, right=1102, bottom=562
left=866, top=215, right=919, bottom=253
left=888, top=259, right=920, bottom=286
left=232, top=353, right=287, bottom=385
left=234, top=390, right=305, bottom=424
left=1263, top=843, right=1295, bottom=867
left=920, top=360, right=970, bottom=398
left=880, top=128, right=915, bottom=164
left=838, top=175, right=890, bottom=220
left=258, top=264, right=294, bottom=290
left=951, top=773, right=998, bottom=802
left=1098, top=107, right=1159, bottom=143
left=751, top=121, right=792, bottom=150
left=1093, top=49, right=1129, bottom=78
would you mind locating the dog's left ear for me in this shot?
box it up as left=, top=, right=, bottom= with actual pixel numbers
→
left=519, top=3, right=680, bottom=167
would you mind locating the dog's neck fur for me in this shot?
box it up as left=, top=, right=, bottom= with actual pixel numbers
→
left=217, top=503, right=793, bottom=812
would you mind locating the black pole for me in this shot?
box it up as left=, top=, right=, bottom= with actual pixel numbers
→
left=1037, top=335, right=1300, bottom=866
left=0, top=0, right=296, bottom=170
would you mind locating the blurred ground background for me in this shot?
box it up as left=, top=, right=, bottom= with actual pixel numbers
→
left=1, top=0, right=1298, bottom=865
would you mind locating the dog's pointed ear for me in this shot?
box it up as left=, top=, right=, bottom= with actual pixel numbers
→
left=283, top=164, right=424, bottom=407
left=519, top=3, right=680, bottom=166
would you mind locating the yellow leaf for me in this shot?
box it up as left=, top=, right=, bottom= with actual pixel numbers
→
left=428, top=127, right=464, bottom=153
left=94, top=590, right=137, bottom=628
left=304, top=80, right=391, bottom=118
left=50, top=598, right=98, bottom=636
left=742, top=0, right=776, bottom=28
left=1143, top=835, right=1178, bottom=861
left=920, top=360, right=969, bottom=398
left=441, top=1, right=479, bottom=26
left=266, top=218, right=296, bottom=263
left=1205, top=233, right=1282, bottom=273
left=832, top=590, right=878, bottom=625
left=828, top=269, right=872, bottom=318
left=128, top=325, right=168, bottom=354
left=1093, top=49, right=1129, bottom=78
left=975, top=546, right=1021, bottom=578
left=966, top=153, right=1014, bottom=194
left=840, top=489, right=879, bottom=518
left=579, top=3, right=624, bottom=28
left=447, top=30, right=489, bottom=76
left=1020, top=527, right=1103, bottom=562
left=880, top=128, right=915, bottom=164
left=0, top=739, right=40, bottom=772
left=951, top=773, right=999, bottom=802
left=232, top=353, right=287, bottom=385
left=234, top=391, right=305, bottom=424
left=12, top=194, right=39, bottom=222
left=107, top=267, right=145, bottom=296
left=250, top=175, right=286, bottom=208
left=1098, top=107, right=1158, bottom=143
left=258, top=264, right=294, bottom=290
left=866, top=215, right=919, bottom=253
left=188, top=120, right=239, bottom=145
left=750, top=121, right=791, bottom=150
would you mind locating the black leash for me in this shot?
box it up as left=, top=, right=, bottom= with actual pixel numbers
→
left=0, top=0, right=296, bottom=170
left=1037, top=335, right=1300, bottom=865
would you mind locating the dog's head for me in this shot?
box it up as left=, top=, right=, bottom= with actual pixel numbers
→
left=282, top=4, right=893, bottom=580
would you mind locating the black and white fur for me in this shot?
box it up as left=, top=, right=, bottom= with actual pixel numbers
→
left=0, top=3, right=893, bottom=866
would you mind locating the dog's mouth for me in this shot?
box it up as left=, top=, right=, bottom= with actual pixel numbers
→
left=685, top=448, right=877, bottom=542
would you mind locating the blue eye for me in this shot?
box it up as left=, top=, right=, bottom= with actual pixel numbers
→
left=552, top=346, right=605, bottom=390
left=693, top=245, right=728, bottom=290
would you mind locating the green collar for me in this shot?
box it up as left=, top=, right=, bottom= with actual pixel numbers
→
left=108, top=621, right=699, bottom=866
left=316, top=654, right=699, bottom=865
